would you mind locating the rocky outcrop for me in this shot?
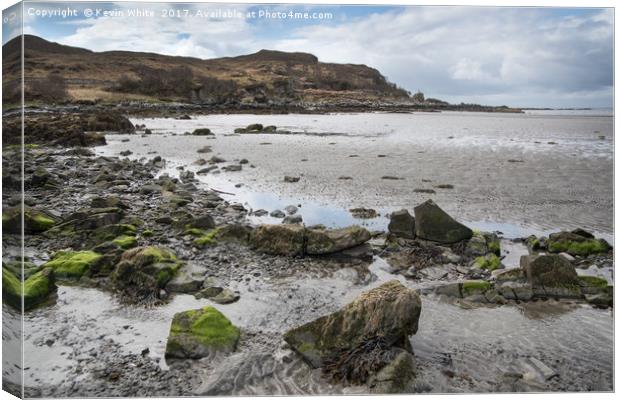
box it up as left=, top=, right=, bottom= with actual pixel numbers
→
left=413, top=200, right=472, bottom=243
left=388, top=209, right=415, bottom=239
left=284, top=280, right=421, bottom=387
left=249, top=224, right=372, bottom=257
left=520, top=254, right=581, bottom=297
left=112, top=246, right=182, bottom=303
left=306, top=226, right=371, bottom=255
left=2, top=266, right=57, bottom=311
left=165, top=307, right=240, bottom=359
left=547, top=230, right=611, bottom=256
left=3, top=206, right=56, bottom=234
left=4, top=111, right=134, bottom=146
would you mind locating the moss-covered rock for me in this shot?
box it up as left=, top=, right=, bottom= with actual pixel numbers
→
left=305, top=226, right=371, bottom=255
left=368, top=349, right=416, bottom=394
left=413, top=200, right=472, bottom=244
left=547, top=231, right=610, bottom=256
left=473, top=254, right=502, bottom=271
left=461, top=280, right=492, bottom=297
left=284, top=280, right=421, bottom=369
left=193, top=228, right=220, bottom=248
left=4, top=260, right=41, bottom=280
left=3, top=206, right=55, bottom=234
left=112, top=246, right=180, bottom=303
left=112, top=235, right=138, bottom=249
left=521, top=254, right=580, bottom=288
left=250, top=224, right=305, bottom=256
left=43, top=250, right=103, bottom=279
left=387, top=209, right=415, bottom=239
left=3, top=267, right=56, bottom=311
left=165, top=307, right=240, bottom=359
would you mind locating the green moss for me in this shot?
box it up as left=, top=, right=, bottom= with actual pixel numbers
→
left=142, top=229, right=154, bottom=237
left=3, top=267, right=55, bottom=310
left=171, top=307, right=240, bottom=349
left=298, top=342, right=316, bottom=353
left=29, top=213, right=55, bottom=231
left=140, top=246, right=176, bottom=262
left=462, top=280, right=491, bottom=296
left=43, top=250, right=102, bottom=279
left=548, top=239, right=609, bottom=256
left=487, top=241, right=501, bottom=255
left=184, top=228, right=206, bottom=237
left=91, top=224, right=136, bottom=243
left=193, top=228, right=220, bottom=248
left=579, top=275, right=608, bottom=288
left=155, top=262, right=182, bottom=287
left=113, top=235, right=138, bottom=249
left=473, top=254, right=501, bottom=271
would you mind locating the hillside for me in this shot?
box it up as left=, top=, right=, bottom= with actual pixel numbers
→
left=2, top=35, right=411, bottom=107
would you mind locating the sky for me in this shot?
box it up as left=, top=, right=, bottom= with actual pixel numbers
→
left=2, top=2, right=614, bottom=108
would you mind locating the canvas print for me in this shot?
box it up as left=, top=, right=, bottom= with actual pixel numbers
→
left=1, top=1, right=614, bottom=398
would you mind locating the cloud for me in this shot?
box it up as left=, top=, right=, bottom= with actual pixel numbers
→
left=21, top=4, right=614, bottom=107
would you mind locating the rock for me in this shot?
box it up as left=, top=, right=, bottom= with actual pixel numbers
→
left=472, top=254, right=502, bottom=271
left=2, top=266, right=57, bottom=311
left=414, top=200, right=472, bottom=243
left=269, top=210, right=285, bottom=218
left=250, top=224, right=306, bottom=257
left=120, top=150, right=133, bottom=156
left=3, top=206, right=56, bottom=234
left=43, top=251, right=103, bottom=279
left=223, top=165, right=242, bottom=172
left=140, top=184, right=162, bottom=195
left=350, top=207, right=378, bottom=219
left=584, top=292, right=613, bottom=308
left=253, top=209, right=268, bottom=217
left=305, top=226, right=371, bottom=255
left=210, top=156, right=226, bottom=164
left=434, top=280, right=492, bottom=298
left=112, top=246, right=181, bottom=303
left=197, top=146, right=212, bottom=154
left=284, top=280, right=421, bottom=368
left=191, top=128, right=213, bottom=136
left=492, top=267, right=525, bottom=282
left=547, top=231, right=610, bottom=256
left=578, top=276, right=610, bottom=295
left=187, top=215, right=215, bottom=230
left=165, top=307, right=240, bottom=359
left=210, top=288, right=240, bottom=304
left=165, top=263, right=204, bottom=293
left=520, top=254, right=580, bottom=290
left=216, top=224, right=253, bottom=244
left=283, top=176, right=300, bottom=183
left=498, top=281, right=533, bottom=301
left=282, top=215, right=303, bottom=224
left=284, top=205, right=298, bottom=215
left=387, top=209, right=415, bottom=239
left=368, top=349, right=416, bottom=393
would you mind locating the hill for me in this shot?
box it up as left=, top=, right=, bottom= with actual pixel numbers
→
left=2, top=35, right=411, bottom=108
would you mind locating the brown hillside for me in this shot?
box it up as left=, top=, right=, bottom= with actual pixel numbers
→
left=2, top=34, right=411, bottom=106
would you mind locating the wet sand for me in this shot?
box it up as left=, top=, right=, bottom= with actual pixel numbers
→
left=102, top=111, right=613, bottom=238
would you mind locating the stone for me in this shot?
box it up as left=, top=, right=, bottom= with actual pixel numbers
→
left=282, top=214, right=303, bottom=224
left=43, top=250, right=103, bottom=279
left=187, top=215, right=215, bottom=230
left=250, top=224, right=306, bottom=256
left=165, top=307, right=240, bottom=359
left=284, top=205, right=298, bottom=215
left=350, top=207, right=378, bottom=219
left=498, top=281, right=534, bottom=301
left=210, top=288, right=240, bottom=304
left=414, top=200, right=472, bottom=243
left=305, top=226, right=371, bottom=255
left=269, top=210, right=285, bottom=218
left=547, top=231, right=610, bottom=256
left=112, top=246, right=182, bottom=302
left=387, top=209, right=415, bottom=239
left=283, top=176, right=300, bottom=183
left=284, top=280, right=421, bottom=368
left=191, top=128, right=213, bottom=136
left=520, top=254, right=580, bottom=289
left=492, top=267, right=525, bottom=282
left=368, top=349, right=416, bottom=393
left=3, top=206, right=56, bottom=234
left=165, top=263, right=204, bottom=293
left=2, top=266, right=57, bottom=311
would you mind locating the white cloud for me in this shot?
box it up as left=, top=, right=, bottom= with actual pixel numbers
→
left=28, top=5, right=614, bottom=107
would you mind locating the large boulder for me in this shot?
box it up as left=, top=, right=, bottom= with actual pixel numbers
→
left=165, top=307, right=240, bottom=359
left=413, top=200, right=472, bottom=243
left=3, top=206, right=56, bottom=234
left=112, top=246, right=181, bottom=303
left=284, top=280, right=421, bottom=369
left=547, top=231, right=610, bottom=256
left=520, top=254, right=581, bottom=297
left=249, top=224, right=305, bottom=256
left=388, top=209, right=415, bottom=239
left=2, top=266, right=57, bottom=311
left=305, top=226, right=371, bottom=255
left=43, top=250, right=103, bottom=279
